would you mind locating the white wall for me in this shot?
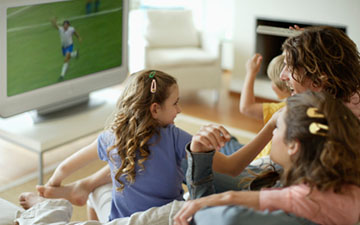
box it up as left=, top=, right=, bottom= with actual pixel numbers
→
left=128, top=0, right=236, bottom=72
left=202, top=0, right=235, bottom=70
left=231, top=0, right=360, bottom=95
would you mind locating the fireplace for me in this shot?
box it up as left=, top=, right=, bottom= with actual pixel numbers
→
left=254, top=18, right=347, bottom=80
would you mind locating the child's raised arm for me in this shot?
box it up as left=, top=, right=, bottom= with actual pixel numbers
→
left=239, top=54, right=264, bottom=120
left=189, top=111, right=278, bottom=177
left=212, top=114, right=276, bottom=176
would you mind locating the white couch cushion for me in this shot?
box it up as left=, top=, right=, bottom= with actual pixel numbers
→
left=145, top=10, right=200, bottom=48
left=147, top=48, right=217, bottom=68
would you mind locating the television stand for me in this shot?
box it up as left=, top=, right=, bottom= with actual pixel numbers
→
left=0, top=88, right=120, bottom=184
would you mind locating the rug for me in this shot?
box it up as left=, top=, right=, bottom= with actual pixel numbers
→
left=0, top=113, right=255, bottom=221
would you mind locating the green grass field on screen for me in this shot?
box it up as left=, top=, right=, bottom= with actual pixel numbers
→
left=7, top=0, right=123, bottom=96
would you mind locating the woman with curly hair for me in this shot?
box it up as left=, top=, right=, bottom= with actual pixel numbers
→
left=36, top=70, right=192, bottom=221
left=281, top=26, right=360, bottom=118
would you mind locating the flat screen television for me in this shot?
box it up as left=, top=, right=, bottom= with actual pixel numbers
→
left=0, top=0, right=128, bottom=118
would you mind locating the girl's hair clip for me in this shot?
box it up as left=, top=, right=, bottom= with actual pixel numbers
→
left=306, top=107, right=325, bottom=118
left=150, top=79, right=156, bottom=93
left=149, top=71, right=156, bottom=93
left=149, top=71, right=156, bottom=78
left=309, top=122, right=328, bottom=136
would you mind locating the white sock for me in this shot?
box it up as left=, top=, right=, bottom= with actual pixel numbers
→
left=61, top=62, right=69, bottom=77
left=70, top=51, right=77, bottom=58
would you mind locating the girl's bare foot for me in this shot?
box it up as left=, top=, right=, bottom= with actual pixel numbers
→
left=36, top=180, right=92, bottom=206
left=19, top=192, right=45, bottom=209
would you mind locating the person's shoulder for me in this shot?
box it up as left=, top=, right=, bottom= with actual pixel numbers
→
left=163, top=124, right=192, bottom=142
left=263, top=101, right=285, bottom=107
left=159, top=124, right=176, bottom=135
left=342, top=184, right=360, bottom=195
left=98, top=130, right=115, bottom=144
left=263, top=101, right=285, bottom=111
left=162, top=124, right=189, bottom=134
left=158, top=124, right=188, bottom=137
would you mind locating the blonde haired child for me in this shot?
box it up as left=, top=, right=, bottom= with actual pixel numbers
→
left=37, top=70, right=192, bottom=221
left=266, top=54, right=289, bottom=100
left=240, top=53, right=290, bottom=121
left=239, top=53, right=290, bottom=159
left=174, top=91, right=360, bottom=225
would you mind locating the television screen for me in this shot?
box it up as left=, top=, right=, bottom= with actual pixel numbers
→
left=7, top=0, right=123, bottom=97
left=0, top=0, right=128, bottom=118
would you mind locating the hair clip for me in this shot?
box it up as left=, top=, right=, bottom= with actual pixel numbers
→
left=149, top=71, right=156, bottom=78
left=309, top=122, right=328, bottom=136
left=306, top=107, right=324, bottom=118
left=150, top=79, right=156, bottom=93
left=149, top=71, right=156, bottom=93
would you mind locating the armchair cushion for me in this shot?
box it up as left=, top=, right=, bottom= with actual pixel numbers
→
left=145, top=10, right=200, bottom=48
left=147, top=48, right=218, bottom=68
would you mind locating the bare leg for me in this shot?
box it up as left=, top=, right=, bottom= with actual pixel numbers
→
left=37, top=165, right=111, bottom=206
left=19, top=192, right=46, bottom=210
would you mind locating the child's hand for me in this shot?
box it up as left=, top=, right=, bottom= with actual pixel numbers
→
left=289, top=25, right=304, bottom=31
left=173, top=198, right=207, bottom=225
left=245, top=54, right=263, bottom=77
left=190, top=124, right=231, bottom=152
left=268, top=107, right=284, bottom=129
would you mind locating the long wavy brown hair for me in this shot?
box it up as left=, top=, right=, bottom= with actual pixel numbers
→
left=282, top=26, right=360, bottom=102
left=106, top=70, right=177, bottom=191
left=282, top=91, right=360, bottom=192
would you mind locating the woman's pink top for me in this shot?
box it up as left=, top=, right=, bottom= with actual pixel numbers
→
left=260, top=184, right=360, bottom=225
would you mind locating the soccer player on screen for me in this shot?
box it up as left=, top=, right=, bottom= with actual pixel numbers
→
left=51, top=18, right=82, bottom=80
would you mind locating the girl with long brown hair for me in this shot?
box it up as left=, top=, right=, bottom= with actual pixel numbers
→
left=37, top=70, right=192, bottom=221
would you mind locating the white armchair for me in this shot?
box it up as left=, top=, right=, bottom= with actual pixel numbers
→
left=143, top=9, right=222, bottom=96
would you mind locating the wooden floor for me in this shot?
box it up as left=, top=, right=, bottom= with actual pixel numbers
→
left=180, top=71, right=266, bottom=133
left=0, top=71, right=265, bottom=188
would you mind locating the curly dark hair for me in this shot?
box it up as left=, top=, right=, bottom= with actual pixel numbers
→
left=282, top=26, right=360, bottom=102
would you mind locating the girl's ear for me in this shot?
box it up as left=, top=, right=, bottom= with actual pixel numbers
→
left=287, top=140, right=300, bottom=156
left=150, top=103, right=160, bottom=119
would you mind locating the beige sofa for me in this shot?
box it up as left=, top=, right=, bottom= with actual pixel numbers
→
left=143, top=9, right=222, bottom=96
